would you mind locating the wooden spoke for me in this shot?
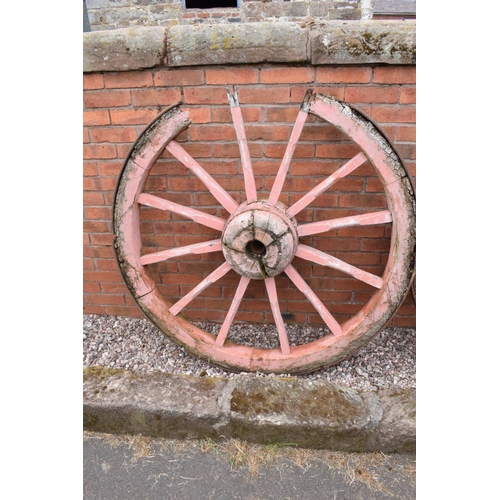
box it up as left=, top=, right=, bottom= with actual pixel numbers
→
left=268, top=109, right=309, bottom=206
left=264, top=277, right=290, bottom=355
left=215, top=276, right=251, bottom=347
left=227, top=86, right=257, bottom=203
left=138, top=193, right=225, bottom=231
left=140, top=239, right=222, bottom=266
left=287, top=152, right=367, bottom=217
left=298, top=210, right=392, bottom=237
left=295, top=244, right=384, bottom=289
left=166, top=140, right=239, bottom=214
left=284, top=265, right=342, bottom=336
left=169, top=262, right=232, bottom=316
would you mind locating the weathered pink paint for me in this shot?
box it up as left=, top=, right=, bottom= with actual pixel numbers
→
left=297, top=210, right=392, bottom=237
left=307, top=97, right=401, bottom=188
left=268, top=109, right=309, bottom=206
left=264, top=277, right=290, bottom=355
left=166, top=140, right=239, bottom=214
left=227, top=87, right=257, bottom=203
left=287, top=152, right=367, bottom=217
left=140, top=239, right=222, bottom=266
left=295, top=244, right=384, bottom=289
left=169, top=262, right=232, bottom=316
left=138, top=193, right=225, bottom=231
left=306, top=93, right=414, bottom=307
left=215, top=275, right=251, bottom=347
left=284, top=264, right=342, bottom=335
left=124, top=102, right=185, bottom=173
left=113, top=92, right=416, bottom=374
left=115, top=105, right=191, bottom=298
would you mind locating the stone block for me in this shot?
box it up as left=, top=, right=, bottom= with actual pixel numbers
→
left=371, top=388, right=416, bottom=452
left=83, top=370, right=230, bottom=439
left=86, top=0, right=109, bottom=9
left=228, top=377, right=373, bottom=451
left=328, top=7, right=362, bottom=20
left=83, top=26, right=166, bottom=72
left=167, top=22, right=308, bottom=66
left=148, top=3, right=182, bottom=21
left=308, top=2, right=330, bottom=18
left=310, top=20, right=416, bottom=65
left=282, top=1, right=308, bottom=18
left=83, top=369, right=416, bottom=452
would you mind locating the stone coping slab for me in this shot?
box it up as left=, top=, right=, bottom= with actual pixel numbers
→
left=83, top=21, right=415, bottom=72
left=83, top=26, right=166, bottom=73
left=83, top=368, right=416, bottom=453
left=310, top=20, right=416, bottom=65
left=167, top=22, right=308, bottom=67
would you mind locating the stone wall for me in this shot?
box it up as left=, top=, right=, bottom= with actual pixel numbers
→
left=85, top=0, right=367, bottom=31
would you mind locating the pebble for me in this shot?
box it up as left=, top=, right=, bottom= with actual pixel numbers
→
left=83, top=314, right=415, bottom=391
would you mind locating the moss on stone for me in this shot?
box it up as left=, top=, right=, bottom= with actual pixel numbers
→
left=83, top=366, right=125, bottom=381
left=231, top=379, right=365, bottom=427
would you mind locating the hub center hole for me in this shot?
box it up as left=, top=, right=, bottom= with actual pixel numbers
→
left=246, top=239, right=267, bottom=258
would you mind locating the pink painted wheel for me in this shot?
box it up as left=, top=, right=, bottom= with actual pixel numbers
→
left=113, top=89, right=415, bottom=374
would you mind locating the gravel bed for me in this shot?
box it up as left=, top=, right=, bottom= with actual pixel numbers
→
left=83, top=314, right=415, bottom=391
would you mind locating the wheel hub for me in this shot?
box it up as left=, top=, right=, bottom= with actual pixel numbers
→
left=221, top=201, right=298, bottom=279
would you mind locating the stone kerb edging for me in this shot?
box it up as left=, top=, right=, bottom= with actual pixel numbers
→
left=83, top=20, right=416, bottom=73
left=83, top=370, right=416, bottom=453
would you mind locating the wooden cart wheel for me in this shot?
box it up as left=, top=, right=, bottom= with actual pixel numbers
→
left=113, top=89, right=416, bottom=374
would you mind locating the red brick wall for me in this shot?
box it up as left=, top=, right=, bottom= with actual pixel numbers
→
left=83, top=64, right=416, bottom=327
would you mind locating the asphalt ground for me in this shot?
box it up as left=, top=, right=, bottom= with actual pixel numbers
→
left=83, top=431, right=416, bottom=500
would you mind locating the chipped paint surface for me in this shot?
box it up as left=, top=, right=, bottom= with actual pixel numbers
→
left=113, top=90, right=415, bottom=374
